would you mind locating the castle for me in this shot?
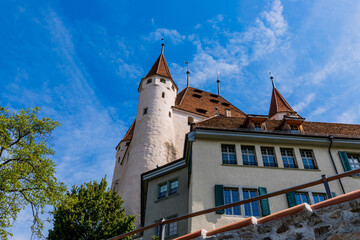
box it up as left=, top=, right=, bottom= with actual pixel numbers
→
left=112, top=44, right=360, bottom=239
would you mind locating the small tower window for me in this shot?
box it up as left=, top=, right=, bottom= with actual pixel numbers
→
left=160, top=79, right=166, bottom=84
left=169, top=112, right=171, bottom=118
left=143, top=107, right=148, bottom=115
left=147, top=79, right=152, bottom=84
left=162, top=92, right=165, bottom=98
left=172, top=85, right=175, bottom=91
left=290, top=125, right=300, bottom=133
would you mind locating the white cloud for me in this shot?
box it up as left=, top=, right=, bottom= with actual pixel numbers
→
left=171, top=0, right=289, bottom=88
left=293, top=93, right=315, bottom=112
left=145, top=28, right=186, bottom=44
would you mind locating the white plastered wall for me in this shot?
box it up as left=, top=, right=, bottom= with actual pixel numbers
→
left=188, top=138, right=360, bottom=232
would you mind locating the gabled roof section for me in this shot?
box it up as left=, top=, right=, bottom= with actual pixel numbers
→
left=144, top=53, right=172, bottom=79
left=121, top=121, right=135, bottom=142
left=174, top=87, right=246, bottom=117
left=269, top=87, right=294, bottom=117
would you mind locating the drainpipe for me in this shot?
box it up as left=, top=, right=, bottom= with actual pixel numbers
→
left=328, top=135, right=345, bottom=194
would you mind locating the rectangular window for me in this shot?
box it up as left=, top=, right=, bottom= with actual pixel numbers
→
left=261, top=147, right=277, bottom=167
left=160, top=79, right=166, bottom=83
left=294, top=192, right=309, bottom=205
left=158, top=183, right=167, bottom=199
left=312, top=193, right=326, bottom=204
left=281, top=148, right=297, bottom=168
left=300, top=150, right=317, bottom=169
left=290, top=125, right=300, bottom=133
left=347, top=154, right=360, bottom=172
left=147, top=79, right=152, bottom=84
left=224, top=188, right=241, bottom=215
left=221, top=145, right=237, bottom=164
left=169, top=180, right=178, bottom=195
left=168, top=221, right=177, bottom=236
left=243, top=189, right=260, bottom=216
left=241, top=146, right=257, bottom=166
left=143, top=107, right=148, bottom=115
left=254, top=122, right=262, bottom=131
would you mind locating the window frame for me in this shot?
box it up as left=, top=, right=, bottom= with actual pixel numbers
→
left=160, top=78, right=166, bottom=84
left=300, top=149, right=318, bottom=169
left=222, top=186, right=263, bottom=217
left=156, top=178, right=179, bottom=200
left=223, top=188, right=241, bottom=215
left=346, top=153, right=360, bottom=172
left=261, top=147, right=278, bottom=167
left=241, top=145, right=257, bottom=166
left=242, top=188, right=261, bottom=217
left=221, top=144, right=237, bottom=165
left=280, top=148, right=298, bottom=168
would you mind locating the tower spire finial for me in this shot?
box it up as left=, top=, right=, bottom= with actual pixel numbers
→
left=217, top=72, right=221, bottom=96
left=161, top=38, right=164, bottom=54
left=269, top=72, right=275, bottom=88
left=185, top=61, right=190, bottom=87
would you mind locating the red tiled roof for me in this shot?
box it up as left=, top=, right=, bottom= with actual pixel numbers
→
left=194, top=116, right=360, bottom=138
left=144, top=53, right=172, bottom=79
left=121, top=121, right=135, bottom=142
left=269, top=87, right=294, bottom=117
left=175, top=87, right=246, bottom=117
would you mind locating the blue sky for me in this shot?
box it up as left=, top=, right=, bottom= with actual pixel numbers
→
left=2, top=0, right=360, bottom=238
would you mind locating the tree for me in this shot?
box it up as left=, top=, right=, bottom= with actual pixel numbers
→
left=48, top=177, right=135, bottom=240
left=0, top=106, right=65, bottom=239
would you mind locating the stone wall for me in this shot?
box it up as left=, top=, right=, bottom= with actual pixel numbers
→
left=198, top=199, right=360, bottom=240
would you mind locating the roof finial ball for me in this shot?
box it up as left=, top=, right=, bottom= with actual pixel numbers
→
left=269, top=72, right=275, bottom=88
left=161, top=38, right=165, bottom=54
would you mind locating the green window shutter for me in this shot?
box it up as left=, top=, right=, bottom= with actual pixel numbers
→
left=258, top=187, right=271, bottom=216
left=286, top=192, right=297, bottom=207
left=214, top=185, right=224, bottom=214
left=338, top=151, right=351, bottom=172
left=331, top=192, right=336, bottom=198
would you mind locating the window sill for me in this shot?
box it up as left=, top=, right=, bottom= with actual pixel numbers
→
left=221, top=164, right=321, bottom=172
left=155, top=192, right=180, bottom=203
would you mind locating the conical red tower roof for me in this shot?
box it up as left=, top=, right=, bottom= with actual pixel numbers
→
left=268, top=87, right=294, bottom=117
left=144, top=53, right=172, bottom=79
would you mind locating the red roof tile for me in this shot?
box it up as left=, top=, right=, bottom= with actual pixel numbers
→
left=144, top=53, right=172, bottom=79
left=269, top=87, right=294, bottom=117
left=175, top=87, right=246, bottom=117
left=121, top=121, right=135, bottom=142
left=194, top=116, right=360, bottom=138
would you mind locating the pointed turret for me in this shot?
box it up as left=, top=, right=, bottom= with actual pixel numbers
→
left=268, top=87, right=294, bottom=117
left=143, top=42, right=172, bottom=80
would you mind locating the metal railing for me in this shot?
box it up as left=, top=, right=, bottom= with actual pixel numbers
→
left=109, top=168, right=360, bottom=240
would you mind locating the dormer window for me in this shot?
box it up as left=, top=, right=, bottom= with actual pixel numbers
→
left=160, top=79, right=166, bottom=84
left=222, top=102, right=230, bottom=107
left=210, top=94, right=218, bottom=98
left=290, top=125, right=300, bottom=133
left=210, top=99, right=219, bottom=103
left=254, top=122, right=262, bottom=131
left=196, top=108, right=207, bottom=114
left=147, top=79, right=152, bottom=84
left=193, top=94, right=202, bottom=98
left=194, top=89, right=203, bottom=93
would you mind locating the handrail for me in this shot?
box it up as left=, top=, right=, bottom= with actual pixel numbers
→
left=108, top=168, right=360, bottom=240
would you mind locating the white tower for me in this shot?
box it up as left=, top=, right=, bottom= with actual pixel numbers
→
left=112, top=43, right=178, bottom=227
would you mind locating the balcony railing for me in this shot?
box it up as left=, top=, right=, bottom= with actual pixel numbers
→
left=108, top=168, right=360, bottom=240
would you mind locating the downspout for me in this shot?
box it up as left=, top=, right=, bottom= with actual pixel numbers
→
left=328, top=135, right=345, bottom=194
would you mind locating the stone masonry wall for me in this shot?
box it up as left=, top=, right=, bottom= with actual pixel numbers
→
left=198, top=199, right=360, bottom=240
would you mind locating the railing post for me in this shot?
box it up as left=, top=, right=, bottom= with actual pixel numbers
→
left=321, top=174, right=332, bottom=199
left=160, top=218, right=166, bottom=240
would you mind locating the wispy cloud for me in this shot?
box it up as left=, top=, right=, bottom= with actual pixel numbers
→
left=145, top=28, right=186, bottom=44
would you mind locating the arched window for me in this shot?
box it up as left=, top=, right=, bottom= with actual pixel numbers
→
left=162, top=92, right=165, bottom=98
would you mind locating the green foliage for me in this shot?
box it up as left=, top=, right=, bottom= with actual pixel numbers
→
left=152, top=235, right=160, bottom=240
left=0, top=106, right=65, bottom=239
left=48, top=177, right=135, bottom=240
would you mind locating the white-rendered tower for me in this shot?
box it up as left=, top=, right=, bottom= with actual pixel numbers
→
left=112, top=44, right=178, bottom=227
